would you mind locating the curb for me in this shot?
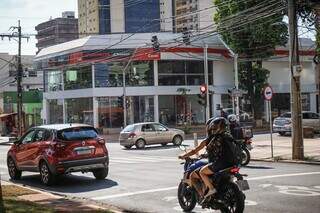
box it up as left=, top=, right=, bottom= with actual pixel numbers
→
left=1, top=180, right=125, bottom=213
left=251, top=158, right=320, bottom=165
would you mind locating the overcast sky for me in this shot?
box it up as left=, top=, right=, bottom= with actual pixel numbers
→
left=0, top=0, right=77, bottom=56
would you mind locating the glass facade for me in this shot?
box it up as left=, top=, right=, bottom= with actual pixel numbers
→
left=44, top=70, right=63, bottom=92
left=94, top=61, right=153, bottom=87
left=158, top=60, right=213, bottom=86
left=65, top=98, right=93, bottom=125
left=98, top=97, right=124, bottom=128
left=99, top=0, right=111, bottom=34
left=64, top=66, right=92, bottom=90
left=124, top=0, right=160, bottom=33
left=48, top=99, right=63, bottom=124
left=159, top=95, right=206, bottom=126
left=127, top=96, right=154, bottom=124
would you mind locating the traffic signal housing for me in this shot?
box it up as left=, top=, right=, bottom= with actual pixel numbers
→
left=117, top=96, right=123, bottom=108
left=198, top=84, right=207, bottom=106
left=151, top=35, right=160, bottom=52
left=182, top=27, right=191, bottom=45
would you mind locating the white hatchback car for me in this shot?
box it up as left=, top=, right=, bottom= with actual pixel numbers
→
left=273, top=111, right=320, bottom=135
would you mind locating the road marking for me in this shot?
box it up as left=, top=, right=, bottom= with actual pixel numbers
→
left=92, top=171, right=320, bottom=200
left=92, top=186, right=178, bottom=200
left=260, top=184, right=272, bottom=188
left=109, top=156, right=179, bottom=164
left=0, top=165, right=7, bottom=169
left=248, top=171, right=320, bottom=181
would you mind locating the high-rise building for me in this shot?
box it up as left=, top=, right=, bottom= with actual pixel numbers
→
left=78, top=0, right=172, bottom=37
left=173, top=0, right=215, bottom=33
left=35, top=11, right=78, bottom=52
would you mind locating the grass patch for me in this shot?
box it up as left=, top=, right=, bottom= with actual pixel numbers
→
left=2, top=185, right=36, bottom=197
left=3, top=198, right=55, bottom=213
left=303, top=156, right=320, bottom=162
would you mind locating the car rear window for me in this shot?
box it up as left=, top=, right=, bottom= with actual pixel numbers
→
left=123, top=124, right=135, bottom=132
left=281, top=113, right=291, bottom=118
left=57, top=127, right=98, bottom=141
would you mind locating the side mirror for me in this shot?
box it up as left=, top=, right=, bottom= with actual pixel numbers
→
left=9, top=137, right=20, bottom=145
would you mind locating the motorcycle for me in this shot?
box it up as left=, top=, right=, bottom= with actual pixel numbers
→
left=177, top=148, right=249, bottom=213
left=232, top=126, right=253, bottom=166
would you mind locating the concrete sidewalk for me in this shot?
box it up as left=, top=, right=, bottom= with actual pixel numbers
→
left=251, top=134, right=320, bottom=162
left=1, top=180, right=123, bottom=212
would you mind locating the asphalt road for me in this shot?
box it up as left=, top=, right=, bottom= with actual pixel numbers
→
left=0, top=138, right=320, bottom=213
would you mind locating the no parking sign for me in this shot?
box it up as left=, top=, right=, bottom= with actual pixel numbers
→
left=263, top=85, right=273, bottom=101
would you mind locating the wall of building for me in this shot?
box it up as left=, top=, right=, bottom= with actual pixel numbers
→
left=160, top=0, right=173, bottom=32
left=78, top=0, right=100, bottom=37
left=198, top=0, right=215, bottom=31
left=110, top=0, right=125, bottom=33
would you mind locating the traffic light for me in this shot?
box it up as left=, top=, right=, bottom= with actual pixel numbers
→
left=125, top=99, right=130, bottom=109
left=198, top=84, right=207, bottom=106
left=151, top=35, right=160, bottom=52
left=117, top=96, right=123, bottom=108
left=182, top=27, right=190, bottom=45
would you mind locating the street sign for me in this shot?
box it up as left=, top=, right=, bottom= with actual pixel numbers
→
left=263, top=85, right=273, bottom=101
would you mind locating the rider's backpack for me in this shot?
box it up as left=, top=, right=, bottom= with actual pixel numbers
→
left=226, top=136, right=243, bottom=165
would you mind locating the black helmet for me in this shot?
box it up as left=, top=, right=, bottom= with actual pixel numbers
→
left=207, top=117, right=228, bottom=135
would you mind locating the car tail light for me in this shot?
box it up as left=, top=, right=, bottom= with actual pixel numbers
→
left=128, top=132, right=136, bottom=139
left=230, top=167, right=240, bottom=174
left=98, top=138, right=105, bottom=144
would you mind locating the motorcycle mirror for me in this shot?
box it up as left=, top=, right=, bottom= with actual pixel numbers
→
left=179, top=144, right=188, bottom=152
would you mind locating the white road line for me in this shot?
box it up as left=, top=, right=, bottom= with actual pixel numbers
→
left=92, top=171, right=320, bottom=200
left=93, top=186, right=178, bottom=200
left=247, top=171, right=320, bottom=181
left=0, top=165, right=7, bottom=169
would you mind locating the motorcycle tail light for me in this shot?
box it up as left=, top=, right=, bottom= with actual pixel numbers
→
left=230, top=167, right=240, bottom=174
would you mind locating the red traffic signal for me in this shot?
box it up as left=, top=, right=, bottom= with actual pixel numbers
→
left=200, top=84, right=207, bottom=94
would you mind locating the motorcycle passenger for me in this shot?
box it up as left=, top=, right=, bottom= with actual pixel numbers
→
left=228, top=114, right=240, bottom=139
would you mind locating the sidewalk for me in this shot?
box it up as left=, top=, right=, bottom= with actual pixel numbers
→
left=0, top=180, right=122, bottom=212
left=251, top=134, right=320, bottom=162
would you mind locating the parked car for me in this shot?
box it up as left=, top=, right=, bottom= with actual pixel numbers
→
left=119, top=122, right=185, bottom=149
left=273, top=111, right=320, bottom=135
left=7, top=124, right=109, bottom=186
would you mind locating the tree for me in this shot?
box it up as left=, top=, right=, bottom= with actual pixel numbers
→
left=214, top=0, right=288, bottom=119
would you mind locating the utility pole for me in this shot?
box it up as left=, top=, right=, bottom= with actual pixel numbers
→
left=204, top=44, right=210, bottom=121
left=288, top=0, right=304, bottom=160
left=315, top=5, right=320, bottom=115
left=1, top=21, right=29, bottom=136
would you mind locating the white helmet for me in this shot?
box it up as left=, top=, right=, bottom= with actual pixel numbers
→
left=227, top=114, right=237, bottom=123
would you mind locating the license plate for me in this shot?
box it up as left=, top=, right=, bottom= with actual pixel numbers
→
left=76, top=149, right=93, bottom=155
left=236, top=180, right=250, bottom=191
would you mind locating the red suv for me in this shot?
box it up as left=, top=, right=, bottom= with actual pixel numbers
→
left=7, top=124, right=109, bottom=186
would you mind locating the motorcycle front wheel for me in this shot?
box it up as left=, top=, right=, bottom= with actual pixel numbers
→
left=177, top=181, right=197, bottom=212
left=241, top=148, right=250, bottom=166
left=219, top=182, right=245, bottom=213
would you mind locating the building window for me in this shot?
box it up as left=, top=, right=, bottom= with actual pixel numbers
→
left=158, top=60, right=213, bottom=86
left=45, top=70, right=63, bottom=92
left=65, top=97, right=93, bottom=125
left=64, top=66, right=92, bottom=90
left=159, top=95, right=206, bottom=126
left=48, top=99, right=63, bottom=124
left=94, top=61, right=154, bottom=88
left=98, top=97, right=124, bottom=128
left=126, top=96, right=154, bottom=124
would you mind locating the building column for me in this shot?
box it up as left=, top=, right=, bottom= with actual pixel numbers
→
left=62, top=99, right=66, bottom=123
left=93, top=97, right=99, bottom=128
left=154, top=60, right=159, bottom=122
left=310, top=93, right=317, bottom=112
left=42, top=98, right=48, bottom=124
left=213, top=94, right=222, bottom=117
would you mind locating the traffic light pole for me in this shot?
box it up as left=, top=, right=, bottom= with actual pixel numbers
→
left=204, top=44, right=210, bottom=121
left=288, top=0, right=304, bottom=160
left=17, top=20, right=23, bottom=137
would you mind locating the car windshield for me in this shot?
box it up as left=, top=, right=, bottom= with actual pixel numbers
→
left=57, top=127, right=98, bottom=141
left=281, top=113, right=291, bottom=118
left=123, top=124, right=135, bottom=132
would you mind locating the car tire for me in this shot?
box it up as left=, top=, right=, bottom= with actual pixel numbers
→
left=161, top=143, right=168, bottom=146
left=40, top=161, right=56, bottom=186
left=172, top=135, right=183, bottom=146
left=124, top=145, right=132, bottom=149
left=7, top=157, right=22, bottom=180
left=93, top=166, right=108, bottom=180
left=135, top=139, right=146, bottom=149
left=279, top=132, right=286, bottom=136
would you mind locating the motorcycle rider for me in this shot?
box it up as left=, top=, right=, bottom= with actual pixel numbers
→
left=179, top=117, right=237, bottom=199
left=228, top=114, right=240, bottom=139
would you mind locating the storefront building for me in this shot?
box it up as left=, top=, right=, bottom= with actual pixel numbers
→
left=35, top=33, right=317, bottom=130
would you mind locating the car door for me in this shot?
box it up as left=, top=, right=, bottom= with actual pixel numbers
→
left=31, top=129, right=51, bottom=166
left=302, top=112, right=310, bottom=128
left=153, top=123, right=171, bottom=143
left=140, top=124, right=157, bottom=144
left=15, top=129, right=36, bottom=168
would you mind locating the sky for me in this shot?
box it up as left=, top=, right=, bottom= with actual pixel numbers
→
left=0, top=0, right=78, bottom=56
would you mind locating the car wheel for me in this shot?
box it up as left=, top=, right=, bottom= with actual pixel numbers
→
left=172, top=135, right=183, bottom=146
left=161, top=143, right=168, bottom=146
left=279, top=132, right=286, bottom=136
left=93, top=166, right=109, bottom=180
left=40, top=162, right=55, bottom=186
left=124, top=145, right=132, bottom=149
left=135, top=139, right=146, bottom=149
left=7, top=157, right=22, bottom=180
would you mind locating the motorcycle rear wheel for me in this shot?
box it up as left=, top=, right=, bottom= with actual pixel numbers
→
left=241, top=148, right=250, bottom=166
left=177, top=181, right=197, bottom=212
left=219, top=182, right=245, bottom=213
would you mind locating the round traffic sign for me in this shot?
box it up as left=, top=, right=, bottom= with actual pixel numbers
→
left=263, top=86, right=273, bottom=101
